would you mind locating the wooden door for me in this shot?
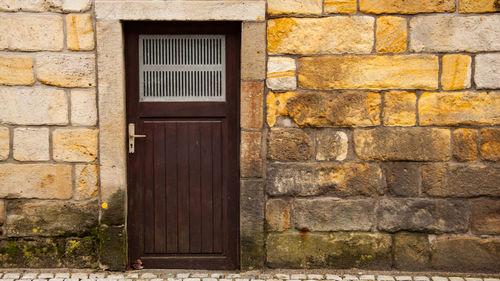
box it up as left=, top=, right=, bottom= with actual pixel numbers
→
left=125, top=22, right=240, bottom=269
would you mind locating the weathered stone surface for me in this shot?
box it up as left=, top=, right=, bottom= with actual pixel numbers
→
left=267, top=57, right=296, bottom=91
left=267, top=163, right=385, bottom=197
left=267, top=232, right=392, bottom=269
left=267, top=128, right=313, bottom=161
left=481, top=128, right=500, bottom=161
left=431, top=236, right=500, bottom=272
left=419, top=91, right=500, bottom=126
left=242, top=22, right=266, bottom=80
left=376, top=16, right=407, bottom=53
left=0, top=14, right=63, bottom=51
left=13, top=127, right=49, bottom=161
left=0, top=164, right=72, bottom=199
left=315, top=129, right=348, bottom=161
left=0, top=200, right=4, bottom=225
left=475, top=54, right=500, bottom=89
left=0, top=127, right=8, bottom=160
left=294, top=198, right=375, bottom=231
left=0, top=86, right=68, bottom=125
left=241, top=131, right=262, bottom=178
left=74, top=164, right=99, bottom=200
left=360, top=0, right=455, bottom=13
left=299, top=55, right=438, bottom=90
left=394, top=232, right=430, bottom=270
left=66, top=14, right=94, bottom=51
left=410, top=15, right=500, bottom=52
left=268, top=17, right=374, bottom=55
left=266, top=198, right=291, bottom=232
left=441, top=55, right=471, bottom=90
left=53, top=129, right=98, bottom=162
left=382, top=162, right=419, bottom=197
left=324, top=0, right=357, bottom=13
left=383, top=91, right=416, bottom=126
left=0, top=54, right=34, bottom=86
left=423, top=164, right=500, bottom=197
left=377, top=199, right=468, bottom=233
left=453, top=128, right=478, bottom=162
left=0, top=0, right=91, bottom=12
left=100, top=225, right=126, bottom=271
left=71, top=89, right=97, bottom=126
left=471, top=198, right=500, bottom=235
left=268, top=0, right=322, bottom=15
left=241, top=81, right=264, bottom=130
left=354, top=128, right=450, bottom=161
left=240, top=180, right=265, bottom=269
left=36, top=53, right=96, bottom=88
left=459, top=0, right=500, bottom=13
left=6, top=200, right=98, bottom=237
left=266, top=91, right=381, bottom=127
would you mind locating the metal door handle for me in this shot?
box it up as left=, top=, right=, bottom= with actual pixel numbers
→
left=128, top=123, right=146, bottom=153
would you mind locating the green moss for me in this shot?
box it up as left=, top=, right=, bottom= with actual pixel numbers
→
left=101, top=190, right=125, bottom=225
left=99, top=224, right=126, bottom=271
left=241, top=234, right=265, bottom=270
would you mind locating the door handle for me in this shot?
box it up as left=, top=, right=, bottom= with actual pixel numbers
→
left=128, top=123, right=146, bottom=154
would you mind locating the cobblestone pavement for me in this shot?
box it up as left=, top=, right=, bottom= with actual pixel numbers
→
left=0, top=271, right=498, bottom=281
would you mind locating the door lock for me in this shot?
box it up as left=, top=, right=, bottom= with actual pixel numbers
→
left=128, top=123, right=146, bottom=153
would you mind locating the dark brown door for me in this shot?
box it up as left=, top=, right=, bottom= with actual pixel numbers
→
left=125, top=22, right=240, bottom=269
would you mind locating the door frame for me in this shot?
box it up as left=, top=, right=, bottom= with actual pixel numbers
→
left=95, top=0, right=267, bottom=270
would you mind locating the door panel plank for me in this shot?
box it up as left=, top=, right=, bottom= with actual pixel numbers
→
left=188, top=123, right=202, bottom=253
left=212, top=122, right=223, bottom=253
left=200, top=123, right=214, bottom=253
left=144, top=124, right=155, bottom=253
left=177, top=123, right=190, bottom=253
left=153, top=124, right=166, bottom=253
left=165, top=123, right=178, bottom=253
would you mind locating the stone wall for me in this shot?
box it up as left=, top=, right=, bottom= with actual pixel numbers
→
left=264, top=0, right=500, bottom=272
left=0, top=0, right=498, bottom=272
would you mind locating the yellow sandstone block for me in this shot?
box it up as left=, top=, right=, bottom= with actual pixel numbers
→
left=0, top=54, right=34, bottom=85
left=459, top=0, right=500, bottom=13
left=376, top=16, right=407, bottom=53
left=383, top=91, right=416, bottom=126
left=66, top=14, right=95, bottom=51
left=441, top=54, right=471, bottom=90
left=268, top=0, right=322, bottom=15
left=360, top=0, right=455, bottom=14
left=53, top=128, right=98, bottom=162
left=324, top=0, right=357, bottom=14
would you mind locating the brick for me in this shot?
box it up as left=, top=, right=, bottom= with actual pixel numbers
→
left=241, top=81, right=264, bottom=130
left=267, top=128, right=313, bottom=161
left=242, top=22, right=266, bottom=80
left=471, top=198, right=500, bottom=235
left=0, top=86, right=68, bottom=125
left=66, top=14, right=95, bottom=51
left=267, top=162, right=385, bottom=197
left=0, top=127, right=8, bottom=160
left=377, top=199, right=469, bottom=233
left=266, top=91, right=381, bottom=127
left=241, top=131, right=262, bottom=178
left=13, top=127, right=50, bottom=161
left=452, top=128, right=478, bottom=162
left=36, top=53, right=96, bottom=88
left=410, top=15, right=500, bottom=52
left=383, top=91, right=416, bottom=126
left=267, top=232, right=392, bottom=269
left=431, top=237, right=500, bottom=272
left=419, top=91, right=500, bottom=126
left=268, top=17, right=374, bottom=55
left=5, top=200, right=98, bottom=237
left=459, top=0, right=500, bottom=13
left=394, top=232, right=430, bottom=270
left=74, top=164, right=99, bottom=200
left=267, top=0, right=322, bottom=15
left=71, top=89, right=97, bottom=126
left=441, top=55, right=471, bottom=90
left=0, top=14, right=63, bottom=51
left=481, top=128, right=500, bottom=161
left=299, top=55, right=438, bottom=90
left=0, top=0, right=91, bottom=12
left=354, top=128, right=450, bottom=161
left=360, top=0, right=455, bottom=13
left=376, top=16, right=407, bottom=53
left=53, top=128, right=98, bottom=162
left=422, top=163, right=500, bottom=197
left=0, top=164, right=72, bottom=199
left=266, top=198, right=291, bottom=231
left=0, top=54, right=34, bottom=85
left=324, top=0, right=357, bottom=13
left=475, top=54, right=500, bottom=89
left=382, top=162, right=419, bottom=197
left=294, top=198, right=375, bottom=231
left=315, top=129, right=348, bottom=161
left=267, top=57, right=296, bottom=91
